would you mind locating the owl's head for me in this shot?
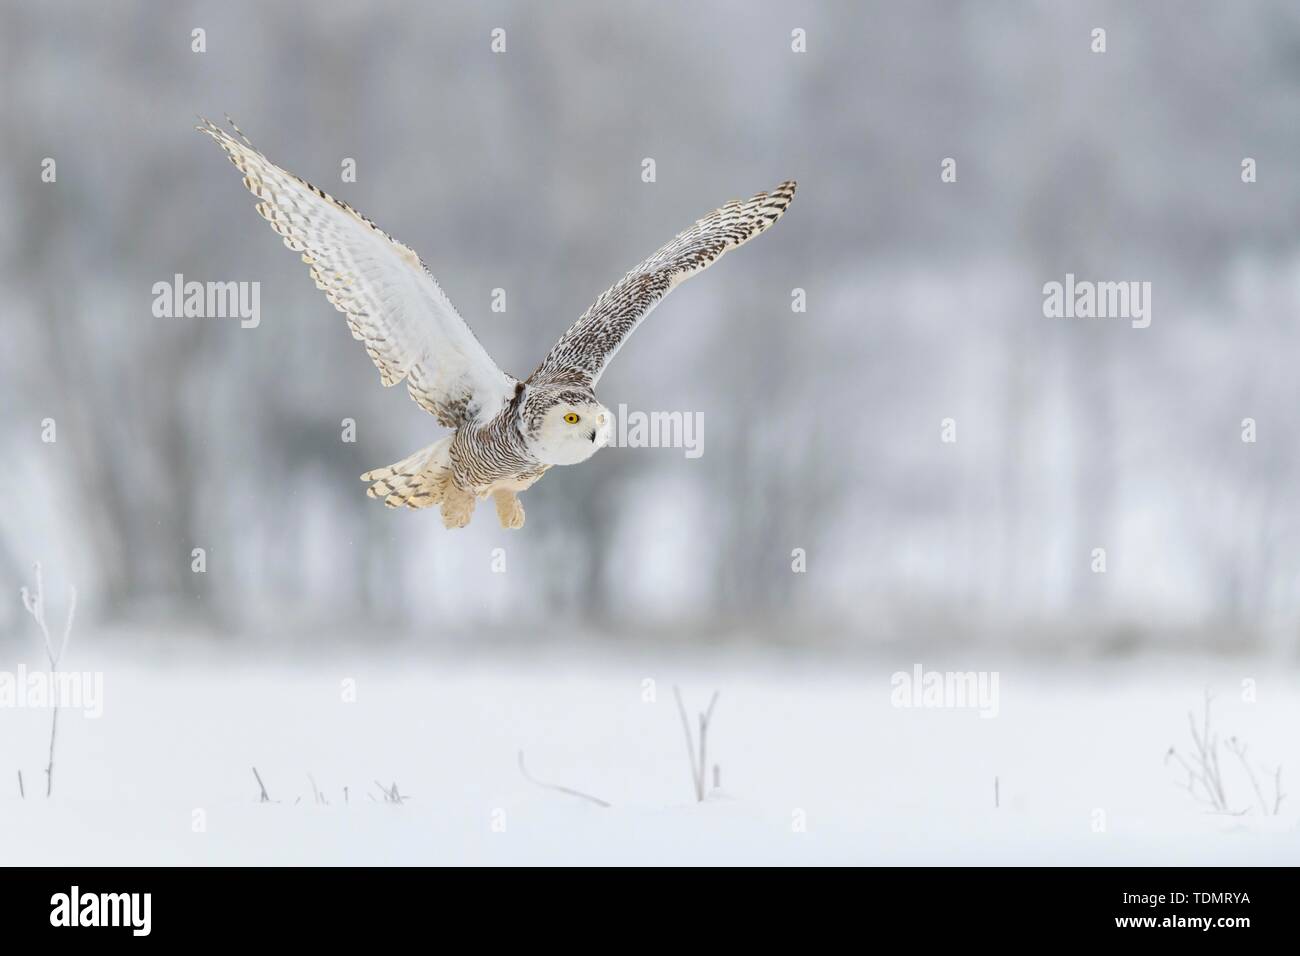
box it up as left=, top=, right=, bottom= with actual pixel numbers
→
left=519, top=385, right=611, bottom=466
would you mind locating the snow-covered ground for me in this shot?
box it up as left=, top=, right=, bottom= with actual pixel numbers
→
left=0, top=641, right=1296, bottom=865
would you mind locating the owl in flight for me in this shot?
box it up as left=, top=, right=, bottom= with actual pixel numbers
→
left=199, top=117, right=796, bottom=529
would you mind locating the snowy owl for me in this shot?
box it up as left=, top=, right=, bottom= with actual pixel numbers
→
left=199, top=118, right=796, bottom=529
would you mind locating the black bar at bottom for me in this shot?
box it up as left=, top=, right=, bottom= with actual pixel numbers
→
left=0, top=866, right=1287, bottom=942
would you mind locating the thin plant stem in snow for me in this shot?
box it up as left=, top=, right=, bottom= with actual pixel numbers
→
left=517, top=751, right=610, bottom=808
left=673, top=686, right=719, bottom=802
left=20, top=562, right=76, bottom=798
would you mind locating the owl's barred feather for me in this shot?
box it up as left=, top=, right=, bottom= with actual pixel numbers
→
left=200, top=117, right=796, bottom=528
left=530, top=179, right=797, bottom=388
left=196, top=116, right=517, bottom=429
left=360, top=438, right=452, bottom=510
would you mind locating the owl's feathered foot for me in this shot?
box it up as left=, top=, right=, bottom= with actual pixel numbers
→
left=440, top=487, right=477, bottom=529
left=493, top=490, right=526, bottom=530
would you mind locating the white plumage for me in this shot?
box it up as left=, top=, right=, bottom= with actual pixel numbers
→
left=200, top=117, right=796, bottom=529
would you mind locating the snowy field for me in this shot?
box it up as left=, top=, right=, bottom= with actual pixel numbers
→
left=1, top=641, right=1297, bottom=866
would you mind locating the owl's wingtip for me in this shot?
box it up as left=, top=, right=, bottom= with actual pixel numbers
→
left=761, top=180, right=796, bottom=207
left=759, top=180, right=796, bottom=215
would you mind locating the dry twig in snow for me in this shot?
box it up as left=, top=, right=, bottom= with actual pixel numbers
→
left=1166, top=690, right=1283, bottom=815
left=673, top=686, right=720, bottom=802
left=251, top=766, right=272, bottom=803
left=19, top=562, right=76, bottom=798
left=1225, top=737, right=1285, bottom=816
left=517, top=751, right=611, bottom=808
left=373, top=780, right=408, bottom=804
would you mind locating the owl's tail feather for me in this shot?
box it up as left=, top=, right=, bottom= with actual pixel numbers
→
left=361, top=437, right=454, bottom=510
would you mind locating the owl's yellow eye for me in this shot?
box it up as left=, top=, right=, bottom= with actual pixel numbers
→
left=563, top=412, right=580, bottom=425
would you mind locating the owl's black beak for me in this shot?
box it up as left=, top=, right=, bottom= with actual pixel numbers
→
left=588, top=429, right=598, bottom=443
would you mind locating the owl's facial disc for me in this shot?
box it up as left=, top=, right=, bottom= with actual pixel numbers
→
left=528, top=401, right=611, bottom=466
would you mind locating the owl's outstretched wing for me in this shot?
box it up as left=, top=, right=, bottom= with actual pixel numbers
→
left=198, top=117, right=517, bottom=428
left=528, top=180, right=796, bottom=388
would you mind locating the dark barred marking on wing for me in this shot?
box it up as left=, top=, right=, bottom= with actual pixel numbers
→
left=529, top=180, right=796, bottom=388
